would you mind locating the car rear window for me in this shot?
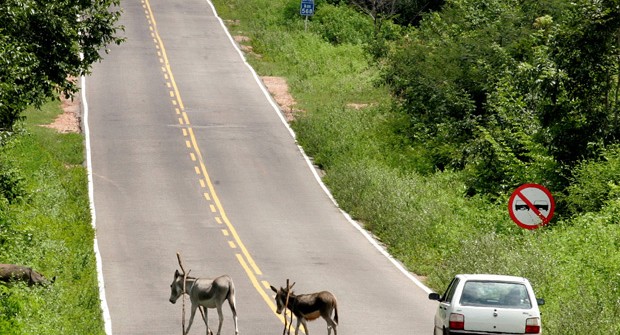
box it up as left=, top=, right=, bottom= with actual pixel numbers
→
left=460, top=281, right=532, bottom=309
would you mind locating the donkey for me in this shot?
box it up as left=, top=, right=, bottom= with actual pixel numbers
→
left=270, top=283, right=338, bottom=335
left=0, top=264, right=54, bottom=286
left=169, top=269, right=239, bottom=335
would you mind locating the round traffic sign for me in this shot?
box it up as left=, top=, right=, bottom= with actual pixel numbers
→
left=508, top=184, right=555, bottom=229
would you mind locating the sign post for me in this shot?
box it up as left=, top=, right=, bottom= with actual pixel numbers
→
left=300, top=0, right=315, bottom=31
left=508, top=184, right=555, bottom=230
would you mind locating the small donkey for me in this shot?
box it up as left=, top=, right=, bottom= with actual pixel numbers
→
left=0, top=264, right=54, bottom=286
left=169, top=269, right=239, bottom=335
left=270, top=282, right=338, bottom=335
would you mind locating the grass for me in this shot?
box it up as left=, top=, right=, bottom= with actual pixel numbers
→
left=0, top=100, right=105, bottom=335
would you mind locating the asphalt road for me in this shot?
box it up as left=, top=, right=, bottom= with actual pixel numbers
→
left=85, top=0, right=437, bottom=334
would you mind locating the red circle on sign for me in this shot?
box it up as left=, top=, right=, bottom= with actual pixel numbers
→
left=508, top=184, right=555, bottom=229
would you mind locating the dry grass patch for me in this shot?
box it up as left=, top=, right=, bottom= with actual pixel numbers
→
left=42, top=95, right=81, bottom=133
left=261, top=76, right=298, bottom=122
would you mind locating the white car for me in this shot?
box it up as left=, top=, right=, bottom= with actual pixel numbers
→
left=428, top=274, right=544, bottom=335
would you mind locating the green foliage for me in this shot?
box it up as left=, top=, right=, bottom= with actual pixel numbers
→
left=565, top=146, right=620, bottom=214
left=535, top=206, right=620, bottom=333
left=313, top=3, right=375, bottom=45
left=392, top=0, right=445, bottom=26
left=0, top=101, right=104, bottom=334
left=212, top=0, right=620, bottom=332
left=247, top=29, right=385, bottom=118
left=380, top=0, right=620, bottom=199
left=0, top=35, right=36, bottom=130
left=382, top=0, right=533, bottom=176
left=0, top=162, right=26, bottom=204
left=434, top=210, right=620, bottom=334
left=462, top=69, right=560, bottom=196
left=534, top=0, right=620, bottom=165
left=0, top=0, right=124, bottom=131
left=0, top=285, right=23, bottom=334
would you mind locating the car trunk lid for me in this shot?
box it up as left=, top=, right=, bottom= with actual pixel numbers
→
left=459, top=306, right=532, bottom=333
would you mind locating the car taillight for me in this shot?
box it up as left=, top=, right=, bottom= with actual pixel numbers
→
left=449, top=313, right=465, bottom=330
left=525, top=317, right=541, bottom=334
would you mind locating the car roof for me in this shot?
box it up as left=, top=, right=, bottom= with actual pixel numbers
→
left=455, top=274, right=529, bottom=283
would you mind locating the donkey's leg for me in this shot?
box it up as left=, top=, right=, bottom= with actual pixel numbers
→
left=323, top=316, right=337, bottom=335
left=322, top=312, right=337, bottom=335
left=215, top=305, right=224, bottom=335
left=299, top=318, right=309, bottom=335
left=186, top=304, right=199, bottom=335
left=228, top=294, right=239, bottom=334
left=199, top=306, right=212, bottom=335
left=294, top=318, right=302, bottom=335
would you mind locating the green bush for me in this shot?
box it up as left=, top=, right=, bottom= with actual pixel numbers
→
left=565, top=146, right=620, bottom=214
left=0, top=163, right=26, bottom=204
left=0, top=285, right=23, bottom=335
left=313, top=3, right=374, bottom=45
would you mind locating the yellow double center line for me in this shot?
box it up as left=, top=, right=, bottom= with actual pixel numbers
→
left=141, top=0, right=290, bottom=324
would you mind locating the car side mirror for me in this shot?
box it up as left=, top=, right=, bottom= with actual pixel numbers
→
left=428, top=293, right=441, bottom=301
left=537, top=298, right=545, bottom=306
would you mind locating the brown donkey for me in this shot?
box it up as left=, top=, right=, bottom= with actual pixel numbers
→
left=270, top=283, right=338, bottom=335
left=0, top=264, right=53, bottom=286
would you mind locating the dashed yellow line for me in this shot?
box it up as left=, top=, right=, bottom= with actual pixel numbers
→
left=142, top=0, right=274, bottom=314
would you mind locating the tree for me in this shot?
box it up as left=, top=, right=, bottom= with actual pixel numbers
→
left=383, top=0, right=530, bottom=172
left=346, top=0, right=444, bottom=31
left=0, top=0, right=124, bottom=131
left=535, top=0, right=620, bottom=165
left=392, top=0, right=444, bottom=26
left=382, top=0, right=620, bottom=199
left=350, top=0, right=398, bottom=35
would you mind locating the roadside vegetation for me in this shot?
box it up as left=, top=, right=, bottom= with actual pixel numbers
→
left=0, top=102, right=105, bottom=334
left=0, top=1, right=122, bottom=333
left=212, top=0, right=620, bottom=333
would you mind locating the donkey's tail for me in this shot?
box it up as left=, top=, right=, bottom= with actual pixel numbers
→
left=333, top=303, right=339, bottom=324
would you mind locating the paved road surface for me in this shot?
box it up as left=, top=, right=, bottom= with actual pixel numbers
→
left=86, top=0, right=437, bottom=334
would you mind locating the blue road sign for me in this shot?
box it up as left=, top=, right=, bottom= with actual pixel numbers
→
left=300, top=0, right=315, bottom=16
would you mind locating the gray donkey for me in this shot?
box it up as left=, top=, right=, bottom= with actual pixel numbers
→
left=169, top=269, right=239, bottom=335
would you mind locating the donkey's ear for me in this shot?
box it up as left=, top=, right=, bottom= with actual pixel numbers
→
left=175, top=269, right=180, bottom=276
left=270, top=285, right=277, bottom=293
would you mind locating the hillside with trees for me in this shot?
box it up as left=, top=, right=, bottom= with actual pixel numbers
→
left=382, top=0, right=620, bottom=209
left=213, top=0, right=620, bottom=332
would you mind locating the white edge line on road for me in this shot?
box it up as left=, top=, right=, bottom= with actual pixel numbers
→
left=81, top=74, right=114, bottom=335
left=204, top=0, right=434, bottom=295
